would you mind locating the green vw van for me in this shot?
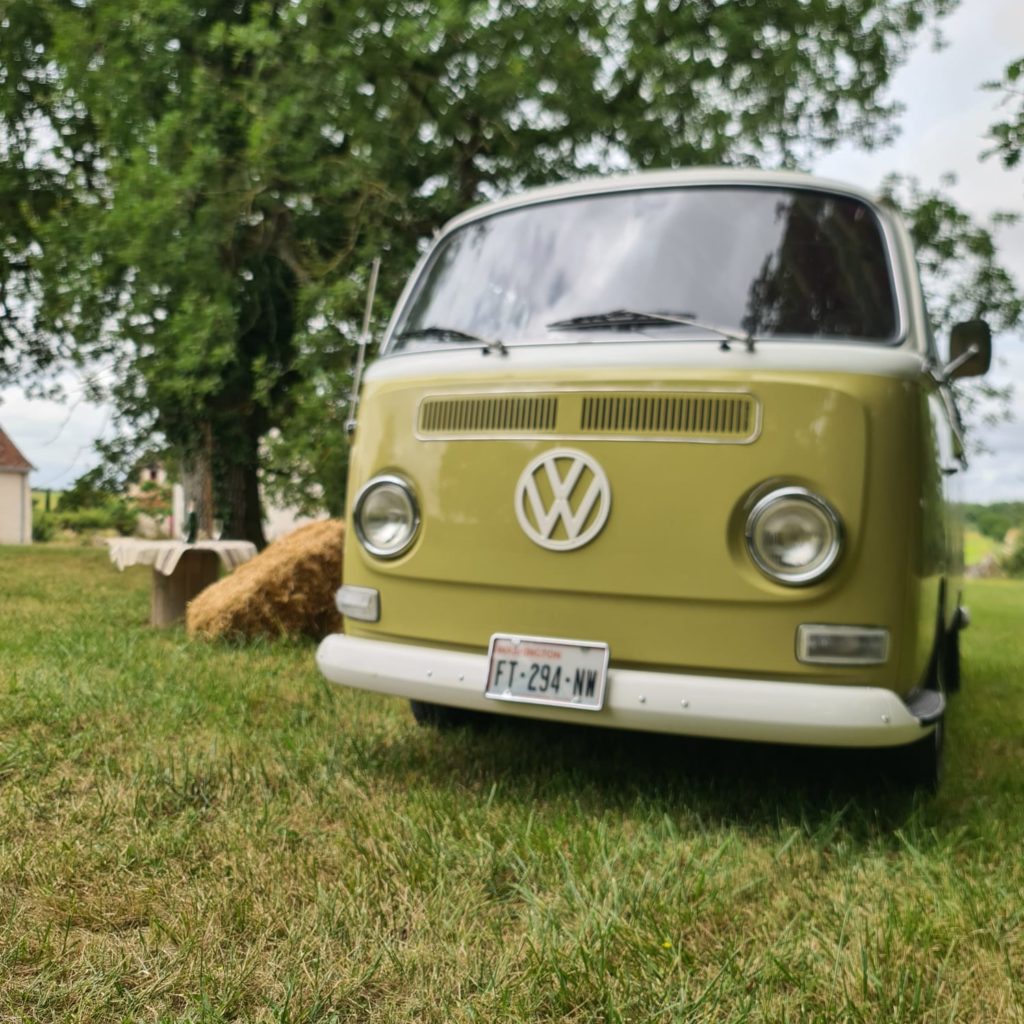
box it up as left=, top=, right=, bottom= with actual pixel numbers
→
left=316, top=169, right=991, bottom=787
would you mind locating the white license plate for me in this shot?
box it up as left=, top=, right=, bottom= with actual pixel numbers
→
left=484, top=634, right=609, bottom=711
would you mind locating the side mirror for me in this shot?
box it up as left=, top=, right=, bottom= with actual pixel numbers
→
left=945, top=320, right=992, bottom=379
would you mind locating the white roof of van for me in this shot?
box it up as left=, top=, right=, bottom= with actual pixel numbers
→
left=442, top=168, right=884, bottom=236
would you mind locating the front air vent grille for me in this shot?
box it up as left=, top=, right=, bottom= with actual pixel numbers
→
left=580, top=393, right=756, bottom=439
left=416, top=390, right=759, bottom=442
left=419, top=395, right=559, bottom=435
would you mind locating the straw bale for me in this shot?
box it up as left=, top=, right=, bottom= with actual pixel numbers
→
left=186, top=519, right=344, bottom=640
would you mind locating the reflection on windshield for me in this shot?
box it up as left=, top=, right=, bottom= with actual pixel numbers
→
left=391, top=187, right=898, bottom=352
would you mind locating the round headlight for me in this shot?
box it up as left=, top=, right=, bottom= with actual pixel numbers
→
left=353, top=475, right=420, bottom=559
left=745, top=487, right=842, bottom=585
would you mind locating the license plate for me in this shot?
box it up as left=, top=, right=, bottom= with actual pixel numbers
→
left=485, top=633, right=609, bottom=711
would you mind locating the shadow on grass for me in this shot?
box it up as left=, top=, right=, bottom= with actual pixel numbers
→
left=358, top=709, right=929, bottom=839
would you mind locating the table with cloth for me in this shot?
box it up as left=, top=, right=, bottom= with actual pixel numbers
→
left=106, top=538, right=257, bottom=626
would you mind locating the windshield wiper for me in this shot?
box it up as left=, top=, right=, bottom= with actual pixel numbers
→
left=395, top=324, right=508, bottom=356
left=546, top=308, right=755, bottom=352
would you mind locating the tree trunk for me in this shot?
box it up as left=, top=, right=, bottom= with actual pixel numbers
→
left=181, top=428, right=216, bottom=540
left=220, top=420, right=267, bottom=549
left=201, top=420, right=215, bottom=536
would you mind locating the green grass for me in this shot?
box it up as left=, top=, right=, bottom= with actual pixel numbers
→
left=1, top=547, right=1023, bottom=1022
left=965, top=528, right=1002, bottom=567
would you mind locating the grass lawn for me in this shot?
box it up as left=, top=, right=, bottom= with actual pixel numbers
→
left=1, top=548, right=1022, bottom=1022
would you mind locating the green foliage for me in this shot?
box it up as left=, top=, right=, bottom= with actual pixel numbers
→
left=1002, top=536, right=1024, bottom=578
left=33, top=501, right=139, bottom=539
left=883, top=176, right=1023, bottom=340
left=261, top=388, right=349, bottom=518
left=53, top=508, right=117, bottom=532
left=30, top=490, right=58, bottom=512
left=57, top=459, right=170, bottom=531
left=986, top=57, right=1024, bottom=170
left=30, top=509, right=55, bottom=543
left=55, top=465, right=139, bottom=534
left=56, top=466, right=121, bottom=513
left=962, top=501, right=1024, bottom=542
left=107, top=502, right=139, bottom=536
left=135, top=479, right=173, bottom=519
left=0, top=0, right=975, bottom=525
left=54, top=504, right=138, bottom=536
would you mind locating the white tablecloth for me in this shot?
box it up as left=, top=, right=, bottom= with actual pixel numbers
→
left=106, top=538, right=258, bottom=576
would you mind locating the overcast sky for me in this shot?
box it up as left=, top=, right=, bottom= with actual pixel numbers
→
left=2, top=0, right=1023, bottom=500
left=815, top=0, right=1024, bottom=502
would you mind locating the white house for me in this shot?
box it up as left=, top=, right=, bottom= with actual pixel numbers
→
left=0, top=424, right=33, bottom=545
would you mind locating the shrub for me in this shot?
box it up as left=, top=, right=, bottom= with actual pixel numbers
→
left=56, top=508, right=114, bottom=531
left=57, top=466, right=119, bottom=512
left=32, top=510, right=57, bottom=543
left=46, top=502, right=139, bottom=536
left=107, top=500, right=139, bottom=536
left=1003, top=538, right=1024, bottom=579
left=52, top=466, right=139, bottom=535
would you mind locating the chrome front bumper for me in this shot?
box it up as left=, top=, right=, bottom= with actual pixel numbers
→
left=316, top=634, right=936, bottom=748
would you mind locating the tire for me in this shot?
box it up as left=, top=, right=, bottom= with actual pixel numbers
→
left=409, top=699, right=480, bottom=729
left=941, top=620, right=961, bottom=694
left=889, top=604, right=949, bottom=791
left=892, top=716, right=944, bottom=792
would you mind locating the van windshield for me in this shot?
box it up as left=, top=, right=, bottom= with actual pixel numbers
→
left=390, top=186, right=899, bottom=352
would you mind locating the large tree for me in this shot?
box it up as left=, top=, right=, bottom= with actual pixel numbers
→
left=0, top=0, right=963, bottom=541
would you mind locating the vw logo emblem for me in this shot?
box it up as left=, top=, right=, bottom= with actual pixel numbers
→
left=514, top=448, right=611, bottom=551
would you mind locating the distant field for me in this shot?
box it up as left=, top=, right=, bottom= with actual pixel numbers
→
left=965, top=528, right=1003, bottom=566
left=1, top=547, right=1022, bottom=1022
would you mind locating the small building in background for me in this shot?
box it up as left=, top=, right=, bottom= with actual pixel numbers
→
left=127, top=460, right=174, bottom=538
left=0, top=424, right=34, bottom=545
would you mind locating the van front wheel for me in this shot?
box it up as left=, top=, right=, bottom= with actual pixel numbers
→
left=942, top=623, right=961, bottom=693
left=409, top=700, right=483, bottom=730
left=892, top=718, right=944, bottom=792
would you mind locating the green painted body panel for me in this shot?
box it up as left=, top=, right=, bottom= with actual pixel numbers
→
left=343, top=360, right=953, bottom=698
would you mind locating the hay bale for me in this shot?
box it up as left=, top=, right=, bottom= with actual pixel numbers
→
left=187, top=519, right=345, bottom=640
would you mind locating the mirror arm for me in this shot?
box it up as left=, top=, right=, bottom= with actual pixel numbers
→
left=941, top=342, right=979, bottom=382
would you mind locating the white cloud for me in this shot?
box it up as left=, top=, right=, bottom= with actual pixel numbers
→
left=0, top=383, right=115, bottom=490
left=963, top=341, right=1024, bottom=501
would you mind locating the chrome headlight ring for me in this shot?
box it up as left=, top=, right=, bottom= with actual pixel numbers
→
left=352, top=474, right=421, bottom=560
left=745, top=486, right=843, bottom=586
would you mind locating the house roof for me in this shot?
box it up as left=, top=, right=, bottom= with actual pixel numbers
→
left=0, top=424, right=34, bottom=473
